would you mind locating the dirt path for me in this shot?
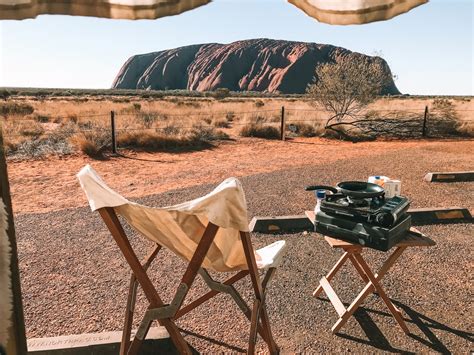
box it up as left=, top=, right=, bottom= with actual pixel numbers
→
left=8, top=137, right=474, bottom=214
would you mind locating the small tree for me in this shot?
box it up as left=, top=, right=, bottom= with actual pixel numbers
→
left=306, top=54, right=393, bottom=139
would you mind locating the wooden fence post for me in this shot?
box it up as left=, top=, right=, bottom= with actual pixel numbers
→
left=280, top=106, right=286, bottom=141
left=110, top=111, right=117, bottom=154
left=0, top=124, right=28, bottom=355
left=422, top=106, right=429, bottom=137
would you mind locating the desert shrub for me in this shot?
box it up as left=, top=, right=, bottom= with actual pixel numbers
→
left=112, top=98, right=130, bottom=103
left=226, top=111, right=235, bottom=122
left=255, top=99, right=265, bottom=108
left=240, top=123, right=280, bottom=139
left=18, top=121, right=44, bottom=137
left=33, top=114, right=50, bottom=123
left=306, top=54, right=394, bottom=139
left=202, top=117, right=212, bottom=125
left=0, top=102, right=34, bottom=116
left=78, top=120, right=94, bottom=130
left=432, top=98, right=452, bottom=109
left=133, top=103, right=142, bottom=111
left=250, top=115, right=268, bottom=125
left=118, top=131, right=186, bottom=150
left=70, top=130, right=111, bottom=157
left=0, top=89, right=11, bottom=100
left=139, top=112, right=158, bottom=128
left=67, top=114, right=78, bottom=124
left=456, top=122, right=474, bottom=137
left=213, top=118, right=230, bottom=128
left=287, top=122, right=320, bottom=137
left=5, top=123, right=77, bottom=158
left=162, top=124, right=181, bottom=135
left=429, top=99, right=460, bottom=137
left=212, top=88, right=230, bottom=100
left=191, top=125, right=230, bottom=141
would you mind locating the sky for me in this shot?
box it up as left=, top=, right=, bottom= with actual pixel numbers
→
left=0, top=0, right=472, bottom=95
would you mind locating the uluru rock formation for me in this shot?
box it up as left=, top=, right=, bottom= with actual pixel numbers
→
left=112, top=39, right=400, bottom=95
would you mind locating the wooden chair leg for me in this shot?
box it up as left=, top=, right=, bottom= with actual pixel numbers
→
left=121, top=245, right=161, bottom=355
left=259, top=303, right=279, bottom=354
left=240, top=232, right=279, bottom=354
left=120, top=274, right=138, bottom=355
left=248, top=300, right=261, bottom=355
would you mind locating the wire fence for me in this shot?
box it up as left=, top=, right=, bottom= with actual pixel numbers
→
left=1, top=105, right=473, bottom=156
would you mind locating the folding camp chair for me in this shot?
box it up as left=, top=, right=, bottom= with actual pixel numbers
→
left=77, top=165, right=286, bottom=355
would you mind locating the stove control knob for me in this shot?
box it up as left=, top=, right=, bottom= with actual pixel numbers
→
left=375, top=212, right=394, bottom=228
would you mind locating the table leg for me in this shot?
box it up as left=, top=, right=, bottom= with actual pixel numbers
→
left=348, top=254, right=370, bottom=284
left=313, top=251, right=351, bottom=297
left=331, top=247, right=408, bottom=334
left=352, top=253, right=409, bottom=334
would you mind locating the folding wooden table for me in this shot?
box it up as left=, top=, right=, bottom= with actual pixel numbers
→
left=305, top=211, right=435, bottom=335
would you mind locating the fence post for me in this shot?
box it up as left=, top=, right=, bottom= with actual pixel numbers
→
left=280, top=106, right=286, bottom=141
left=422, top=106, right=428, bottom=137
left=110, top=110, right=117, bottom=154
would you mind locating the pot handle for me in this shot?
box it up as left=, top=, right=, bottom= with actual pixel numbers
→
left=305, top=185, right=338, bottom=193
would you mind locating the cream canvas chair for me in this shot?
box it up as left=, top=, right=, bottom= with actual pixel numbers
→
left=77, top=165, right=286, bottom=354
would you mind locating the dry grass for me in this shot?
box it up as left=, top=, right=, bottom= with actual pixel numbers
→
left=0, top=95, right=472, bottom=158
left=70, top=130, right=111, bottom=157
left=287, top=122, right=324, bottom=137
left=240, top=122, right=280, bottom=139
left=116, top=125, right=228, bottom=152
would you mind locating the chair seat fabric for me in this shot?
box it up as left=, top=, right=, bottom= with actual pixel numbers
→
left=255, top=240, right=287, bottom=270
left=77, top=165, right=286, bottom=272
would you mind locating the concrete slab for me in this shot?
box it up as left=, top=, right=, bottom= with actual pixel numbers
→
left=27, top=327, right=177, bottom=355
left=249, top=215, right=314, bottom=233
left=408, top=207, right=472, bottom=226
left=424, top=171, right=474, bottom=182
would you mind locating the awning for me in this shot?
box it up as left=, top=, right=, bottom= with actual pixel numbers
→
left=288, top=0, right=428, bottom=25
left=0, top=0, right=428, bottom=22
left=0, top=0, right=210, bottom=20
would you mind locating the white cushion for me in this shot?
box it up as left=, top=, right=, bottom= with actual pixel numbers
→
left=255, top=240, right=287, bottom=270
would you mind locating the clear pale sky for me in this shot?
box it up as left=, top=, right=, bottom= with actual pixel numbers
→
left=0, top=0, right=472, bottom=95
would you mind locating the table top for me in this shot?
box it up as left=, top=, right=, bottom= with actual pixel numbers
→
left=305, top=211, right=435, bottom=249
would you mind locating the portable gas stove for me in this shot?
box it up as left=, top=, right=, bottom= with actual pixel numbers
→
left=306, top=181, right=411, bottom=251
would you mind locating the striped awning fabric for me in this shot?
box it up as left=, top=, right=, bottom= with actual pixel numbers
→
left=0, top=0, right=428, bottom=22
left=0, top=0, right=210, bottom=20
left=288, top=0, right=428, bottom=25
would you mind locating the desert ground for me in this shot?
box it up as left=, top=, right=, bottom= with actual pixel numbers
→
left=7, top=130, right=474, bottom=353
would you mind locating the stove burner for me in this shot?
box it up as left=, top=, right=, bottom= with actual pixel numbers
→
left=346, top=196, right=369, bottom=207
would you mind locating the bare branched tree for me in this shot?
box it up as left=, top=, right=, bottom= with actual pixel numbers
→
left=306, top=54, right=393, bottom=139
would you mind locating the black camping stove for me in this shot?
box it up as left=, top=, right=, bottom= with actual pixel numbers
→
left=306, top=181, right=411, bottom=251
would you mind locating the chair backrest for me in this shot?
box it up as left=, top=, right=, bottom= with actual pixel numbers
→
left=77, top=165, right=251, bottom=272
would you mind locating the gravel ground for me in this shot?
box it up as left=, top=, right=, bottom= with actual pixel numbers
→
left=15, top=144, right=473, bottom=353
